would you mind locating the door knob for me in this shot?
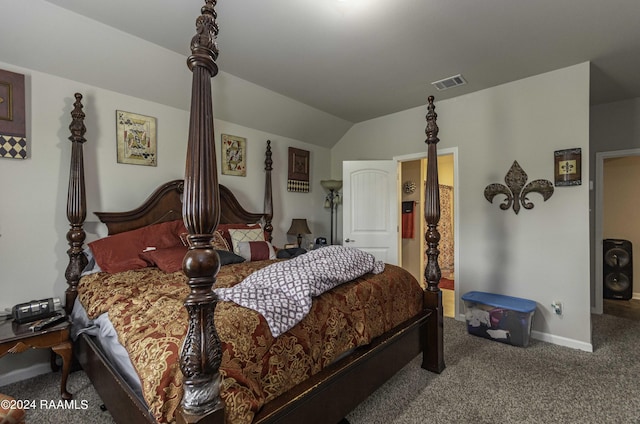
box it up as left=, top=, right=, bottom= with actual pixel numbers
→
left=345, top=238, right=355, bottom=243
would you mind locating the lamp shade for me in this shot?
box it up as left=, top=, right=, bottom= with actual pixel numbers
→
left=287, top=219, right=311, bottom=235
left=320, top=179, right=343, bottom=191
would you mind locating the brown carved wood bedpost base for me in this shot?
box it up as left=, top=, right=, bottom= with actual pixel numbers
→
left=177, top=1, right=226, bottom=423
left=65, top=93, right=88, bottom=314
left=422, top=95, right=445, bottom=374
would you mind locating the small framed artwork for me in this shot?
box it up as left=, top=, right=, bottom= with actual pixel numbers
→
left=0, top=68, right=27, bottom=160
left=221, top=134, right=246, bottom=176
left=554, top=148, right=581, bottom=186
left=287, top=147, right=310, bottom=192
left=116, top=110, right=157, bottom=166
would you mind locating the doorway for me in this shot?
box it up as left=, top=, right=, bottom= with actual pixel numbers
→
left=396, top=149, right=458, bottom=318
left=595, top=150, right=640, bottom=318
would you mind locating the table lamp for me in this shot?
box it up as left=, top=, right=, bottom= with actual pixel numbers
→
left=287, top=218, right=311, bottom=248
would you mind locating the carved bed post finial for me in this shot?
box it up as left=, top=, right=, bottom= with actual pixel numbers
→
left=264, top=140, right=274, bottom=242
left=422, top=95, right=445, bottom=373
left=187, top=0, right=219, bottom=76
left=65, top=93, right=88, bottom=314
left=178, top=1, right=225, bottom=422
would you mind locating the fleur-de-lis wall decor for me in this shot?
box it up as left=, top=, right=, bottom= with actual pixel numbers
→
left=484, top=161, right=554, bottom=214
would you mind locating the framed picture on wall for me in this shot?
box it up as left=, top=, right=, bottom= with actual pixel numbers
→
left=116, top=110, right=157, bottom=166
left=221, top=134, right=247, bottom=176
left=287, top=147, right=310, bottom=192
left=0, top=68, right=27, bottom=159
left=554, top=148, right=581, bottom=186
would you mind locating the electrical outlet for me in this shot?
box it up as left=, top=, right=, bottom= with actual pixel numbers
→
left=551, top=301, right=562, bottom=316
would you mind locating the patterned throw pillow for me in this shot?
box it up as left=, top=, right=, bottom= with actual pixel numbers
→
left=237, top=241, right=276, bottom=261
left=217, top=223, right=262, bottom=249
left=228, top=228, right=265, bottom=254
left=212, top=231, right=231, bottom=251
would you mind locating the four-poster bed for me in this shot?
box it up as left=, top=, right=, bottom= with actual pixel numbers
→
left=63, top=1, right=445, bottom=423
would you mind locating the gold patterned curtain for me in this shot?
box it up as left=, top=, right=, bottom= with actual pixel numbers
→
left=424, top=184, right=454, bottom=281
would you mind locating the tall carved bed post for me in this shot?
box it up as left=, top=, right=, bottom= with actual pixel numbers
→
left=178, top=1, right=225, bottom=423
left=423, top=95, right=445, bottom=373
left=65, top=93, right=88, bottom=315
left=263, top=140, right=274, bottom=242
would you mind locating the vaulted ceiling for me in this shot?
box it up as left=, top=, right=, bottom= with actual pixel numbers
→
left=43, top=0, right=640, bottom=145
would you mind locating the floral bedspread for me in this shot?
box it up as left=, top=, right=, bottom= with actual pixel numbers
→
left=77, top=260, right=422, bottom=423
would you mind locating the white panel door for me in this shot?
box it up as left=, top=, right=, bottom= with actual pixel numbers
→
left=343, top=160, right=398, bottom=264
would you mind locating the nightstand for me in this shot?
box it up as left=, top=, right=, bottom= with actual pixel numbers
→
left=0, top=318, right=72, bottom=399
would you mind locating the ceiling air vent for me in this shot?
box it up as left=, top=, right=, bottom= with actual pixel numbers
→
left=431, top=74, right=467, bottom=91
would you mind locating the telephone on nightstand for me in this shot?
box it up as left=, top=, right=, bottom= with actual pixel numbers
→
left=313, top=237, right=328, bottom=249
left=11, top=297, right=62, bottom=324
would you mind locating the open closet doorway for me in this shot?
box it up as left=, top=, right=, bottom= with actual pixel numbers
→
left=397, top=149, right=457, bottom=318
left=595, top=149, right=640, bottom=317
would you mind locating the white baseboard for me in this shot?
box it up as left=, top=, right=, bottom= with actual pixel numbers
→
left=530, top=330, right=593, bottom=352
left=0, top=362, right=51, bottom=387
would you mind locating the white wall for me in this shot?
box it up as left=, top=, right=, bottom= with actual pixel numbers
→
left=332, top=63, right=592, bottom=350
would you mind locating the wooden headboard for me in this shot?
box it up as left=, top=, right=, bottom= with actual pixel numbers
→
left=94, top=180, right=184, bottom=235
left=95, top=178, right=272, bottom=237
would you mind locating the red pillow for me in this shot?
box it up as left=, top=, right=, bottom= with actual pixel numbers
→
left=143, top=219, right=186, bottom=247
left=89, top=219, right=185, bottom=274
left=140, top=246, right=188, bottom=273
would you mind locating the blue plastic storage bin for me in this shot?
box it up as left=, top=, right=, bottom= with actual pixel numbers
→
left=461, top=291, right=536, bottom=347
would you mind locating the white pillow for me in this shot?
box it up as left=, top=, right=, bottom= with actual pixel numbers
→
left=228, top=228, right=265, bottom=254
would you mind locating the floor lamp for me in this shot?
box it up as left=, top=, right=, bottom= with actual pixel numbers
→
left=321, top=180, right=342, bottom=245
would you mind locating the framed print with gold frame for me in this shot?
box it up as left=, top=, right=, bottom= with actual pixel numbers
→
left=554, top=148, right=581, bottom=186
left=116, top=110, right=157, bottom=166
left=221, top=134, right=246, bottom=176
